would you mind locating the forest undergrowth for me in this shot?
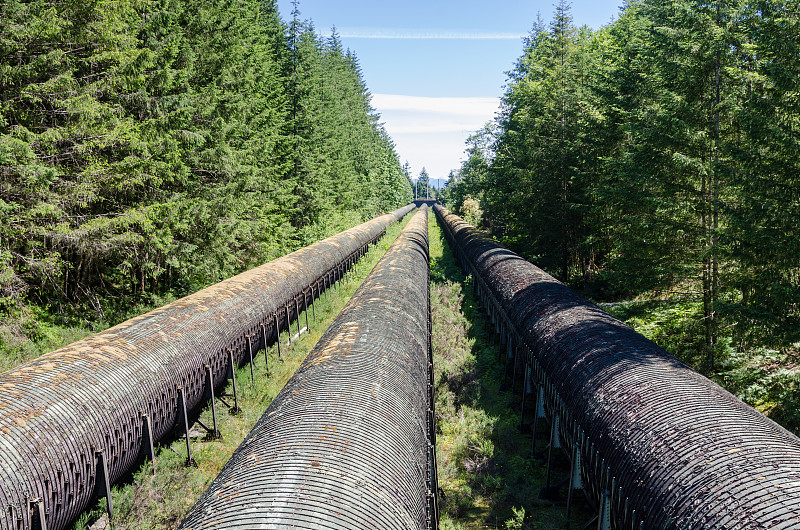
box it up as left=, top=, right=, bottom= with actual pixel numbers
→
left=70, top=216, right=410, bottom=530
left=429, top=214, right=592, bottom=529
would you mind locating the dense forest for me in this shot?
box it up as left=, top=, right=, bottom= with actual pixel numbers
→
left=444, top=0, right=800, bottom=427
left=0, top=0, right=412, bottom=360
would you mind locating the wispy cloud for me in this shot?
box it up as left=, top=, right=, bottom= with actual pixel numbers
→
left=372, top=94, right=499, bottom=117
left=391, top=131, right=469, bottom=179
left=339, top=28, right=523, bottom=40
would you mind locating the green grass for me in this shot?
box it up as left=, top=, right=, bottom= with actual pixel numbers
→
left=71, top=216, right=410, bottom=530
left=429, top=214, right=590, bottom=530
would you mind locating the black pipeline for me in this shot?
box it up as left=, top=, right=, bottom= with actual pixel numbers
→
left=434, top=204, right=800, bottom=530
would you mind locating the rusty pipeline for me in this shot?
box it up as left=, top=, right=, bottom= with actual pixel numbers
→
left=0, top=204, right=415, bottom=530
left=179, top=206, right=436, bottom=529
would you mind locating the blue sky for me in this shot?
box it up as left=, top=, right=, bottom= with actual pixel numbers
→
left=277, top=0, right=624, bottom=182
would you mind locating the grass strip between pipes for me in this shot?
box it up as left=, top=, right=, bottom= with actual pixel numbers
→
left=430, top=213, right=591, bottom=530
left=71, top=214, right=412, bottom=530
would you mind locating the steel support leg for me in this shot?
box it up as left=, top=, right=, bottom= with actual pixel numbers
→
left=304, top=293, right=310, bottom=331
left=502, top=339, right=513, bottom=389
left=295, top=298, right=301, bottom=336
left=541, top=411, right=560, bottom=499
left=30, top=498, right=48, bottom=530
left=531, top=384, right=545, bottom=456
left=597, top=490, right=612, bottom=530
left=246, top=336, right=255, bottom=384
left=511, top=344, right=520, bottom=395
left=261, top=323, right=270, bottom=371
left=227, top=349, right=241, bottom=414
left=311, top=284, right=316, bottom=322
left=566, top=441, right=583, bottom=520
left=94, top=450, right=113, bottom=522
left=141, top=413, right=156, bottom=473
left=518, top=363, right=530, bottom=431
left=204, top=365, right=221, bottom=440
left=274, top=312, right=282, bottom=359
left=285, top=305, right=291, bottom=342
left=176, top=386, right=196, bottom=466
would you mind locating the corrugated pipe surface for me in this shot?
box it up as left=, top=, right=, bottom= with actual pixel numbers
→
left=434, top=204, right=800, bottom=529
left=179, top=205, right=436, bottom=530
left=0, top=204, right=415, bottom=530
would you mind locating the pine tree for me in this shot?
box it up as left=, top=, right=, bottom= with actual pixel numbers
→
left=604, top=0, right=745, bottom=365
left=725, top=0, right=800, bottom=346
left=488, top=1, right=603, bottom=282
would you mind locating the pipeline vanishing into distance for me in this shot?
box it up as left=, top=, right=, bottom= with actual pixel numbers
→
left=179, top=205, right=436, bottom=530
left=0, top=204, right=415, bottom=530
left=434, top=204, right=800, bottom=530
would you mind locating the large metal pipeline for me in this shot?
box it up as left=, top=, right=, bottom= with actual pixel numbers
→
left=179, top=205, right=436, bottom=530
left=434, top=204, right=800, bottom=529
left=0, top=204, right=415, bottom=530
